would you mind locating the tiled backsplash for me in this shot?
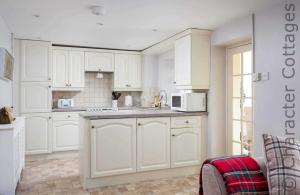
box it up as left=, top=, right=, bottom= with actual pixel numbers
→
left=52, top=72, right=142, bottom=108
left=53, top=73, right=113, bottom=108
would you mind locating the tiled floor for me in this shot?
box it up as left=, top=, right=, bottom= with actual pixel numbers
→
left=16, top=154, right=199, bottom=195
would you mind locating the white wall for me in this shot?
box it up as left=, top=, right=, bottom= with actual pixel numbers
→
left=253, top=1, right=300, bottom=156
left=157, top=50, right=176, bottom=105
left=0, top=16, right=13, bottom=108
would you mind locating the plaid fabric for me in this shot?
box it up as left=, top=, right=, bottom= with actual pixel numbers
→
left=262, top=134, right=300, bottom=195
left=199, top=155, right=269, bottom=195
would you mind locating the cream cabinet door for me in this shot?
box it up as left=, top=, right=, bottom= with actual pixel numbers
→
left=90, top=118, right=136, bottom=178
left=53, top=49, right=68, bottom=88
left=85, top=52, right=114, bottom=72
left=114, top=54, right=142, bottom=91
left=21, top=82, right=52, bottom=113
left=137, top=117, right=170, bottom=172
left=174, top=35, right=191, bottom=86
left=127, top=55, right=142, bottom=89
left=53, top=120, right=79, bottom=151
left=114, top=54, right=128, bottom=89
left=69, top=51, right=85, bottom=88
left=171, top=128, right=201, bottom=168
left=21, top=40, right=52, bottom=82
left=24, top=113, right=52, bottom=154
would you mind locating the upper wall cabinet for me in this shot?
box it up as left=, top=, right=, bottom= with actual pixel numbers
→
left=174, top=30, right=211, bottom=89
left=85, top=52, right=114, bottom=72
left=52, top=49, right=85, bottom=90
left=114, top=54, right=142, bottom=91
left=21, top=40, right=52, bottom=82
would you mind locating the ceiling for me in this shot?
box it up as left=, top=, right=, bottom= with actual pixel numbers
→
left=0, top=0, right=280, bottom=50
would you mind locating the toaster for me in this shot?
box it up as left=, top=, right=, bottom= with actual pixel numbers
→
left=57, top=99, right=74, bottom=108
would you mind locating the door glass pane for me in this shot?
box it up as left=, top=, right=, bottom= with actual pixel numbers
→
left=233, top=54, right=241, bottom=75
left=242, top=122, right=253, bottom=155
left=233, top=76, right=241, bottom=97
left=242, top=98, right=252, bottom=121
left=233, top=142, right=242, bottom=155
left=243, top=75, right=252, bottom=98
left=232, top=120, right=241, bottom=142
left=243, top=51, right=252, bottom=74
left=232, top=98, right=241, bottom=120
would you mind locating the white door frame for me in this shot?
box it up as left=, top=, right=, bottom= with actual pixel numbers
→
left=226, top=42, right=253, bottom=155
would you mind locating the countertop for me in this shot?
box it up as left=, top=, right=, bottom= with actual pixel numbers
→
left=52, top=107, right=86, bottom=112
left=0, top=117, right=25, bottom=130
left=79, top=109, right=208, bottom=120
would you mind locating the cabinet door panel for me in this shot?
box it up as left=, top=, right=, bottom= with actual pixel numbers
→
left=21, top=82, right=52, bottom=113
left=137, top=117, right=170, bottom=172
left=85, top=52, right=114, bottom=72
left=174, top=35, right=191, bottom=86
left=69, top=51, right=85, bottom=88
left=114, top=54, right=128, bottom=89
left=21, top=40, right=51, bottom=82
left=91, top=119, right=136, bottom=177
left=53, top=49, right=68, bottom=88
left=24, top=113, right=52, bottom=154
left=171, top=128, right=201, bottom=168
left=127, top=55, right=142, bottom=89
left=53, top=121, right=79, bottom=151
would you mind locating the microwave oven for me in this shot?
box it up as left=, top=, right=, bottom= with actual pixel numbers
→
left=171, top=92, right=206, bottom=112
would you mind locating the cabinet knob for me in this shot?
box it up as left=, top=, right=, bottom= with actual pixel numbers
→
left=49, top=116, right=52, bottom=119
left=173, top=81, right=176, bottom=84
left=138, top=123, right=141, bottom=126
left=48, top=77, right=51, bottom=81
left=48, top=85, right=51, bottom=88
left=91, top=125, right=95, bottom=128
left=67, top=115, right=70, bottom=118
left=172, top=134, right=175, bottom=137
left=185, top=120, right=189, bottom=124
left=99, top=69, right=102, bottom=72
left=69, top=84, right=72, bottom=86
left=66, top=84, right=68, bottom=86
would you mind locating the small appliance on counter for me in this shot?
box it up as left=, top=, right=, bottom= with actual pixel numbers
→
left=171, top=92, right=206, bottom=112
left=124, top=95, right=133, bottom=107
left=57, top=98, right=74, bottom=108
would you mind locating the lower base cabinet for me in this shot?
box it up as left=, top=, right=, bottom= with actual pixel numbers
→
left=171, top=128, right=201, bottom=168
left=24, top=113, right=52, bottom=154
left=52, top=112, right=80, bottom=151
left=90, top=118, right=137, bottom=178
left=137, top=117, right=170, bottom=171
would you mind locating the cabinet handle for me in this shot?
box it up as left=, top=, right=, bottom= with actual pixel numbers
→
left=91, top=125, right=95, bottom=128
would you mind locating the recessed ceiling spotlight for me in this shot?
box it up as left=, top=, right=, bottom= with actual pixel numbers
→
left=90, top=5, right=106, bottom=16
left=152, top=29, right=158, bottom=32
left=32, top=14, right=40, bottom=18
left=96, top=22, right=104, bottom=26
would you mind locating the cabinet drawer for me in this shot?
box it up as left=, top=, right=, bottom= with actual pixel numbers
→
left=171, top=116, right=201, bottom=128
left=52, top=112, right=79, bottom=121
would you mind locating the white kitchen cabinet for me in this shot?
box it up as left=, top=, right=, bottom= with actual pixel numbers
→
left=137, top=117, right=170, bottom=172
left=90, top=118, right=136, bottom=177
left=24, top=113, right=52, bottom=154
left=52, top=112, right=79, bottom=151
left=0, top=117, right=25, bottom=195
left=174, top=30, right=211, bottom=89
left=52, top=49, right=84, bottom=90
left=85, top=52, right=114, bottom=72
left=114, top=54, right=142, bottom=91
left=171, top=128, right=201, bottom=168
left=21, top=40, right=52, bottom=82
left=21, top=82, right=52, bottom=113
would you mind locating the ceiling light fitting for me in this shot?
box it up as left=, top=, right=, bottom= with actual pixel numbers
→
left=90, top=6, right=105, bottom=16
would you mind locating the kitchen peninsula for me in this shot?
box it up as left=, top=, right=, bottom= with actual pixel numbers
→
left=79, top=108, right=207, bottom=189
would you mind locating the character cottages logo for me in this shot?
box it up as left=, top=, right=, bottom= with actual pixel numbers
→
left=281, top=1, right=298, bottom=192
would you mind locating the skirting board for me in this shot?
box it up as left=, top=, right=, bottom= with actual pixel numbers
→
left=82, top=165, right=200, bottom=189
